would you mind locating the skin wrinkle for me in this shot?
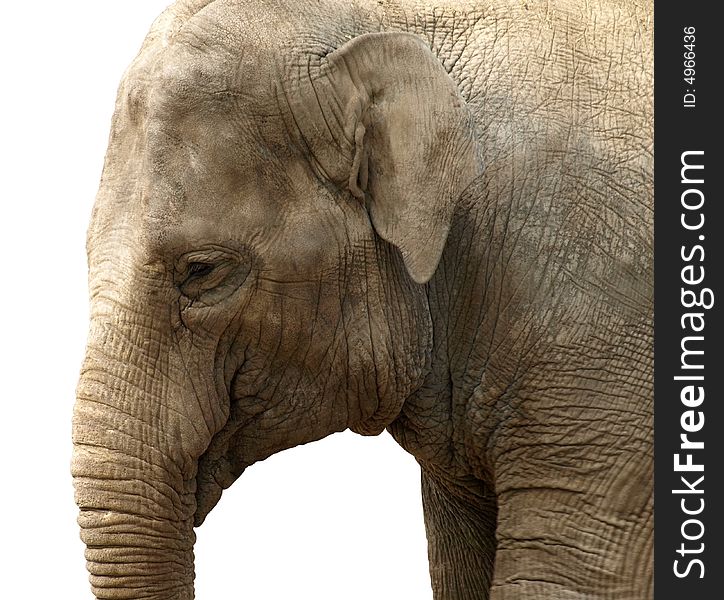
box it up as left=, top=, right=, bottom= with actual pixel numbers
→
left=79, top=524, right=191, bottom=549
left=74, top=424, right=179, bottom=485
left=72, top=0, right=652, bottom=598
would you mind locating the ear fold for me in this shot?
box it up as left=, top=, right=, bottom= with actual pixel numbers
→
left=286, top=32, right=482, bottom=283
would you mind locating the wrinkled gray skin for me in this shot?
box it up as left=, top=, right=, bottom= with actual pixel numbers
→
left=72, top=0, right=653, bottom=598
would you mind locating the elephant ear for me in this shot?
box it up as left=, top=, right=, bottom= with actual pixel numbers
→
left=284, top=32, right=482, bottom=283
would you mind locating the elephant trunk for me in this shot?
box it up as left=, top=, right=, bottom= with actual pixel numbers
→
left=72, top=313, right=199, bottom=599
left=75, top=504, right=194, bottom=599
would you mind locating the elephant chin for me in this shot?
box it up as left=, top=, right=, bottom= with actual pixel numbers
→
left=194, top=456, right=246, bottom=526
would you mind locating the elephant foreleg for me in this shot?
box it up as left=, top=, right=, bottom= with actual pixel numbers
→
left=489, top=482, right=653, bottom=600
left=421, top=468, right=497, bottom=599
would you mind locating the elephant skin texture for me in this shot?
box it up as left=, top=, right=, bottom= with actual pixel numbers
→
left=72, top=0, right=653, bottom=598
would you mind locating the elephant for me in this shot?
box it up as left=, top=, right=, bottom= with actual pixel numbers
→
left=72, top=0, right=653, bottom=598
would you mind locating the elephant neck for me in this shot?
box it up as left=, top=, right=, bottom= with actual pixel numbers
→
left=390, top=181, right=523, bottom=483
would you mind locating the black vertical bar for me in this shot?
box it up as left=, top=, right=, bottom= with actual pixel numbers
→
left=654, top=2, right=722, bottom=598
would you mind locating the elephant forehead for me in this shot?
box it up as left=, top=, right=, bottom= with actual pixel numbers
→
left=115, top=67, right=291, bottom=226
left=91, top=87, right=293, bottom=262
left=135, top=114, right=345, bottom=268
left=139, top=121, right=289, bottom=235
left=122, top=43, right=272, bottom=126
left=123, top=0, right=307, bottom=109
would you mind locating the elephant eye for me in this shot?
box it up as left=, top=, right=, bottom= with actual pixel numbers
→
left=175, top=247, right=250, bottom=304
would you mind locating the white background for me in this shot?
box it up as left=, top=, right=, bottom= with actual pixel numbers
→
left=1, top=2, right=430, bottom=598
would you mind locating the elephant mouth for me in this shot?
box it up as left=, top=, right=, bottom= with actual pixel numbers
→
left=193, top=389, right=261, bottom=525
left=194, top=456, right=246, bottom=526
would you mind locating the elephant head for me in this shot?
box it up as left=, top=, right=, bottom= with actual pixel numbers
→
left=72, top=5, right=481, bottom=597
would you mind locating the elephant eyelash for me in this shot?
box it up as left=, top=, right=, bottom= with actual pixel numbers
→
left=186, top=262, right=215, bottom=280
left=177, top=262, right=220, bottom=298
